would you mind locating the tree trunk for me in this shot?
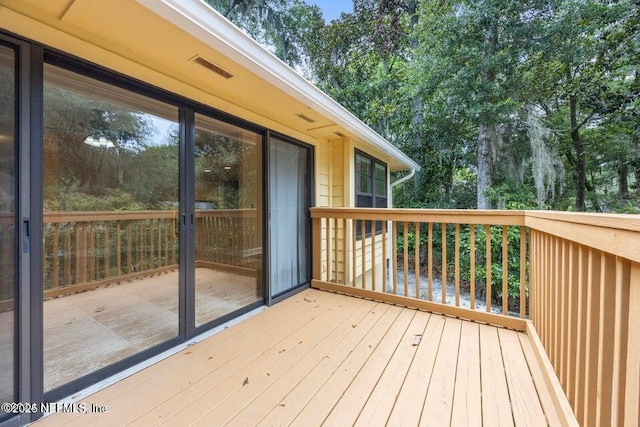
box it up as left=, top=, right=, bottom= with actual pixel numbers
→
left=477, top=123, right=492, bottom=209
left=569, top=93, right=586, bottom=211
left=618, top=159, right=629, bottom=199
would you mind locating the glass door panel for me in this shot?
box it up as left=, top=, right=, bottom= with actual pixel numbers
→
left=42, top=64, right=180, bottom=392
left=269, top=137, right=310, bottom=297
left=0, top=43, right=16, bottom=419
left=194, top=114, right=263, bottom=327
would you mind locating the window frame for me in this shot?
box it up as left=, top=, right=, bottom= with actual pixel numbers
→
left=354, top=150, right=387, bottom=239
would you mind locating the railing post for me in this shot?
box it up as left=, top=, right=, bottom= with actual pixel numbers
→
left=312, top=216, right=321, bottom=281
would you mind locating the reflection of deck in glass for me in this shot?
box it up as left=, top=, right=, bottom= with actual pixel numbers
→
left=43, top=268, right=259, bottom=392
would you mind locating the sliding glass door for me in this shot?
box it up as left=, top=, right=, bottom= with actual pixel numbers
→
left=0, top=42, right=17, bottom=421
left=0, top=38, right=315, bottom=410
left=42, top=64, right=181, bottom=393
left=269, top=137, right=311, bottom=298
left=193, top=114, right=263, bottom=327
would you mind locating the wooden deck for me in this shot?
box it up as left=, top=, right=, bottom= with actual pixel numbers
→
left=43, top=267, right=259, bottom=391
left=36, top=288, right=565, bottom=426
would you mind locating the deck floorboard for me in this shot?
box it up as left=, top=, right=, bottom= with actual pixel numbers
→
left=36, top=289, right=561, bottom=427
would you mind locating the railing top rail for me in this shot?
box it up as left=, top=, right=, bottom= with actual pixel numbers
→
left=311, top=207, right=640, bottom=263
left=525, top=210, right=640, bottom=233
left=43, top=209, right=258, bottom=223
left=43, top=210, right=180, bottom=223
left=310, top=207, right=526, bottom=225
left=525, top=211, right=640, bottom=264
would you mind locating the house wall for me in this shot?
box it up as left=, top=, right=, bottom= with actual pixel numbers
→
left=316, top=138, right=395, bottom=289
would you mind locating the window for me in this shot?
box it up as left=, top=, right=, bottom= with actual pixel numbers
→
left=355, top=151, right=387, bottom=237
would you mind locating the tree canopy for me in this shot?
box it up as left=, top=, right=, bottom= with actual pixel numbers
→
left=199, top=0, right=639, bottom=212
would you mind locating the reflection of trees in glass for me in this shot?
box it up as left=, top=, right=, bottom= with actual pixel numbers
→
left=43, top=85, right=178, bottom=210
left=0, top=55, right=14, bottom=213
left=195, top=130, right=258, bottom=209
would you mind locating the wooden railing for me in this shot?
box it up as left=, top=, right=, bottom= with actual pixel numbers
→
left=195, top=209, right=260, bottom=274
left=310, top=207, right=640, bottom=426
left=527, top=211, right=640, bottom=426
left=311, top=208, right=528, bottom=323
left=41, top=209, right=258, bottom=298
left=43, top=210, right=180, bottom=298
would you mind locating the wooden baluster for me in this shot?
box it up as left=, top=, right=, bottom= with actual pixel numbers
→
left=575, top=243, right=589, bottom=421
left=485, top=224, right=492, bottom=313
left=371, top=219, right=377, bottom=292
left=343, top=218, right=348, bottom=286
left=442, top=223, right=447, bottom=305
left=64, top=224, right=71, bottom=286
left=89, top=222, right=96, bottom=282
left=127, top=221, right=132, bottom=273
left=415, top=222, right=420, bottom=299
left=171, top=214, right=176, bottom=266
left=559, top=238, right=569, bottom=392
left=392, top=221, right=397, bottom=294
left=566, top=241, right=579, bottom=404
left=403, top=221, right=408, bottom=297
left=519, top=225, right=526, bottom=318
left=352, top=219, right=357, bottom=287
left=470, top=224, right=475, bottom=310
left=361, top=219, right=366, bottom=290
left=502, top=225, right=508, bottom=315
left=158, top=218, right=162, bottom=269
left=164, top=218, right=169, bottom=268
left=138, top=222, right=143, bottom=271
left=381, top=221, right=387, bottom=293
left=104, top=221, right=110, bottom=279
left=583, top=249, right=601, bottom=425
left=455, top=224, right=460, bottom=307
left=116, top=221, right=122, bottom=275
left=150, top=219, right=155, bottom=270
left=611, top=257, right=630, bottom=426
left=595, top=253, right=616, bottom=426
left=326, top=217, right=332, bottom=282
left=428, top=222, right=433, bottom=301
left=74, top=223, right=81, bottom=285
left=52, top=223, right=59, bottom=289
left=623, top=262, right=640, bottom=425
left=334, top=218, right=339, bottom=284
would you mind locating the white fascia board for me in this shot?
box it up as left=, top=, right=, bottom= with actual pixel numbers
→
left=135, top=0, right=420, bottom=172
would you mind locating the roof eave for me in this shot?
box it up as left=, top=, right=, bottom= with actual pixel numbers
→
left=134, top=0, right=421, bottom=172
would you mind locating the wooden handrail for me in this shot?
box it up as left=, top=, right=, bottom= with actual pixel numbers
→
left=310, top=207, right=526, bottom=225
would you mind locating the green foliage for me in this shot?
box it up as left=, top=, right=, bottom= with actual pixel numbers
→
left=203, top=0, right=323, bottom=68
left=297, top=0, right=640, bottom=213
left=458, top=225, right=527, bottom=303
left=396, top=221, right=527, bottom=307
left=43, top=188, right=145, bottom=212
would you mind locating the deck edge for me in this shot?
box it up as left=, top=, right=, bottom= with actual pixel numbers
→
left=524, top=320, right=580, bottom=426
left=311, top=279, right=527, bottom=331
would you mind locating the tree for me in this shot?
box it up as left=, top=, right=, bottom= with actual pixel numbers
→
left=413, top=0, right=555, bottom=209
left=203, top=0, right=323, bottom=69
left=524, top=0, right=639, bottom=211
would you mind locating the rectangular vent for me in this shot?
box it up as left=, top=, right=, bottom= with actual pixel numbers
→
left=296, top=113, right=316, bottom=123
left=192, top=56, right=233, bottom=79
left=334, top=131, right=347, bottom=138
